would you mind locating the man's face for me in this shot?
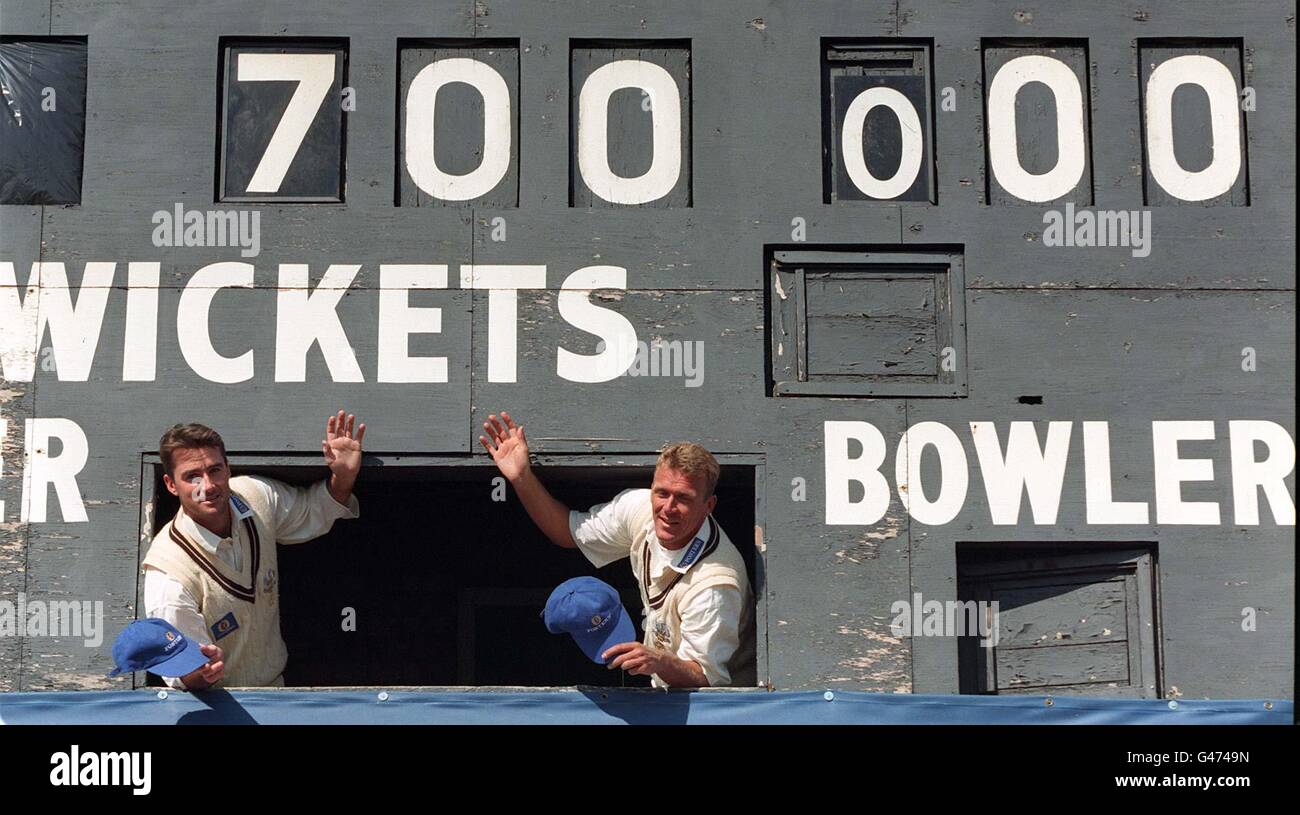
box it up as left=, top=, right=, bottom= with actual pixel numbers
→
left=163, top=447, right=231, bottom=532
left=650, top=466, right=717, bottom=549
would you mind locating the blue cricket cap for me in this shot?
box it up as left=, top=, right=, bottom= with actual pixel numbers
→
left=107, top=618, right=209, bottom=678
left=543, top=577, right=637, bottom=664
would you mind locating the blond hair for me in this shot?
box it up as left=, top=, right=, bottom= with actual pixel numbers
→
left=656, top=442, right=721, bottom=497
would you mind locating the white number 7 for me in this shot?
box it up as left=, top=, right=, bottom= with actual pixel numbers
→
left=236, top=52, right=336, bottom=193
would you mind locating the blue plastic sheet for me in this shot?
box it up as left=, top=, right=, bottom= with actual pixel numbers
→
left=0, top=689, right=1289, bottom=725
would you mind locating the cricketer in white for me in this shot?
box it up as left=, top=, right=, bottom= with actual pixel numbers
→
left=141, top=411, right=364, bottom=689
left=481, top=411, right=755, bottom=688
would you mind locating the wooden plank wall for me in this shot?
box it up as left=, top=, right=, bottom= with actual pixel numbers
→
left=0, top=0, right=1293, bottom=698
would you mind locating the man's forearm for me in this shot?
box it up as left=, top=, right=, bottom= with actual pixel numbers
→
left=510, top=468, right=577, bottom=548
left=655, top=654, right=710, bottom=688
left=327, top=471, right=357, bottom=506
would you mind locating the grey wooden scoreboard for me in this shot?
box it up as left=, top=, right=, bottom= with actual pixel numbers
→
left=0, top=0, right=1293, bottom=705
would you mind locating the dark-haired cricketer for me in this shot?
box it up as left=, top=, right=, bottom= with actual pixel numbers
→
left=141, top=411, right=364, bottom=688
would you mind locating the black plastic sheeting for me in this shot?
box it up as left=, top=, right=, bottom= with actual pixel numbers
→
left=0, top=689, right=1289, bottom=725
left=0, top=37, right=87, bottom=205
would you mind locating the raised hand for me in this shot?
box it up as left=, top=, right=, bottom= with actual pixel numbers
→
left=322, top=409, right=365, bottom=503
left=479, top=411, right=530, bottom=482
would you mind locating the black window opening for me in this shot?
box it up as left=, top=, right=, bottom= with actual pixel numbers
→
left=141, top=455, right=761, bottom=688
left=956, top=543, right=1162, bottom=698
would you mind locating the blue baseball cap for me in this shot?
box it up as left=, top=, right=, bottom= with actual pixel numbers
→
left=107, top=618, right=210, bottom=678
left=543, top=577, right=638, bottom=664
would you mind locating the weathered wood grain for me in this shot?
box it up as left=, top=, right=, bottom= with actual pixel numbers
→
left=0, top=0, right=1286, bottom=696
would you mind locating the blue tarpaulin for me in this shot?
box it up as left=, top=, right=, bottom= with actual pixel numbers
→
left=0, top=689, right=1289, bottom=724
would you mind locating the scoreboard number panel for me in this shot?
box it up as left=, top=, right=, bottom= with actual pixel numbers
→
left=218, top=40, right=347, bottom=203
left=1139, top=40, right=1249, bottom=206
left=982, top=40, right=1094, bottom=206
left=397, top=41, right=520, bottom=208
left=570, top=41, right=692, bottom=208
left=823, top=41, right=936, bottom=204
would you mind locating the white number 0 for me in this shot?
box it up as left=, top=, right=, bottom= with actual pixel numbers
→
left=236, top=52, right=336, bottom=193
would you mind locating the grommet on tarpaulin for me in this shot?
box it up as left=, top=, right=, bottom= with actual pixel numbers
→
left=1168, top=700, right=1179, bottom=710
left=1044, top=697, right=1053, bottom=707
left=377, top=691, right=389, bottom=702
left=823, top=691, right=834, bottom=701
left=156, top=690, right=168, bottom=700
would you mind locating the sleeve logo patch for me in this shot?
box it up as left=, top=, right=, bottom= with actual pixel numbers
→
left=211, top=611, right=240, bottom=641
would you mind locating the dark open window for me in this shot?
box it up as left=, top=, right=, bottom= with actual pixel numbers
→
left=140, top=455, right=762, bottom=688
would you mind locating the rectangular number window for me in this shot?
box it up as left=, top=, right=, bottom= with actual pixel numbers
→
left=217, top=38, right=347, bottom=203
left=822, top=39, right=936, bottom=204
left=982, top=39, right=1093, bottom=206
left=570, top=40, right=691, bottom=208
left=396, top=39, right=519, bottom=208
left=1139, top=39, right=1249, bottom=206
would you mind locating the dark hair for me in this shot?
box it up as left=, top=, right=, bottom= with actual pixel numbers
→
left=159, top=423, right=227, bottom=478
